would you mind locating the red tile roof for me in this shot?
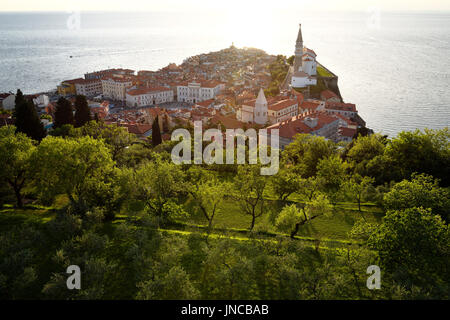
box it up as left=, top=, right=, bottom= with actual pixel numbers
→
left=321, top=90, right=339, bottom=100
left=268, top=99, right=298, bottom=112
left=326, top=102, right=357, bottom=112
left=339, top=127, right=357, bottom=138
left=267, top=112, right=338, bottom=139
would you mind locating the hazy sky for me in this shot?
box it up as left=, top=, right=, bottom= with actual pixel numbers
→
left=1, top=0, right=449, bottom=12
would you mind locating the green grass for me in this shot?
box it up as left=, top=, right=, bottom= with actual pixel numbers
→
left=0, top=206, right=55, bottom=232
left=180, top=196, right=383, bottom=241
left=0, top=191, right=384, bottom=249
left=317, top=65, right=334, bottom=78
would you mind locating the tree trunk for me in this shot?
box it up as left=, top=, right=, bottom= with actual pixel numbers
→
left=14, top=186, right=23, bottom=208
left=290, top=223, right=300, bottom=239
left=250, top=214, right=256, bottom=231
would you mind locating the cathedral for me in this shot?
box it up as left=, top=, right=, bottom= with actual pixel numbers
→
left=291, top=24, right=318, bottom=88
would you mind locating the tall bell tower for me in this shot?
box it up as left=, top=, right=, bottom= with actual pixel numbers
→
left=293, top=24, right=303, bottom=73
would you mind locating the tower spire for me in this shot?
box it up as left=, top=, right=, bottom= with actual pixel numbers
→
left=296, top=23, right=303, bottom=44
left=293, top=23, right=304, bottom=72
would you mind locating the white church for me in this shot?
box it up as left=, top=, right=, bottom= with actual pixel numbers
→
left=291, top=24, right=318, bottom=88
left=237, top=88, right=268, bottom=125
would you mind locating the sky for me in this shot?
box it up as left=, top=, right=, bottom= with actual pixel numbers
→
left=1, top=0, right=449, bottom=13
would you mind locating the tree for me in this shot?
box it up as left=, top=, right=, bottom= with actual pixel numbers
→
left=188, top=173, right=229, bottom=232
left=345, top=133, right=387, bottom=183
left=275, top=194, right=332, bottom=238
left=74, top=95, right=91, bottom=128
left=385, top=128, right=450, bottom=186
left=383, top=173, right=450, bottom=222
left=33, top=136, right=117, bottom=213
left=345, top=174, right=375, bottom=212
left=152, top=116, right=162, bottom=147
left=131, top=159, right=185, bottom=223
left=136, top=266, right=199, bottom=300
left=368, top=207, right=449, bottom=294
left=0, top=126, right=36, bottom=208
left=233, top=165, right=268, bottom=231
left=73, top=121, right=137, bottom=161
left=316, top=155, right=348, bottom=205
left=270, top=168, right=302, bottom=201
left=287, top=55, right=295, bottom=65
left=53, top=97, right=74, bottom=128
left=13, top=89, right=46, bottom=141
left=282, top=134, right=336, bottom=178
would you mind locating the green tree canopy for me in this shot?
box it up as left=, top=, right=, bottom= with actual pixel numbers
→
left=385, top=128, right=450, bottom=186
left=368, top=207, right=449, bottom=295
left=130, top=159, right=185, bottom=223
left=72, top=121, right=138, bottom=161
left=74, top=95, right=91, bottom=128
left=276, top=194, right=332, bottom=238
left=383, top=173, right=450, bottom=222
left=0, top=126, right=36, bottom=208
left=13, top=89, right=46, bottom=141
left=282, top=134, right=336, bottom=178
left=233, top=165, right=268, bottom=231
left=53, top=97, right=74, bottom=128
left=345, top=133, right=387, bottom=182
left=32, top=135, right=117, bottom=213
left=316, top=155, right=348, bottom=204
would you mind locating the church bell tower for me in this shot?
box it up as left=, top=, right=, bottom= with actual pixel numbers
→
left=293, top=24, right=303, bottom=73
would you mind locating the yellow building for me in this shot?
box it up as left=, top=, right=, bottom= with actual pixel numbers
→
left=57, top=78, right=84, bottom=96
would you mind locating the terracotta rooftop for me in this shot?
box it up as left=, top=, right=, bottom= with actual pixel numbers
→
left=267, top=112, right=338, bottom=139
left=321, top=90, right=339, bottom=100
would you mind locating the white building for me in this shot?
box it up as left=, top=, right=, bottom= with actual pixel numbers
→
left=101, top=77, right=133, bottom=101
left=75, top=79, right=103, bottom=97
left=267, top=99, right=299, bottom=124
left=325, top=102, right=358, bottom=119
left=291, top=24, right=318, bottom=88
left=33, top=94, right=49, bottom=108
left=237, top=89, right=299, bottom=125
left=291, top=71, right=317, bottom=88
left=126, top=86, right=174, bottom=107
left=176, top=80, right=224, bottom=103
left=1, top=94, right=15, bottom=110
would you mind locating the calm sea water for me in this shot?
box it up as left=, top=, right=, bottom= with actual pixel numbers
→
left=0, top=11, right=449, bottom=136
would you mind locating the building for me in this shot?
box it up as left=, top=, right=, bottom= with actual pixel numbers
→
left=176, top=80, right=224, bottom=103
left=267, top=111, right=341, bottom=148
left=119, top=123, right=152, bottom=139
left=237, top=89, right=299, bottom=125
left=126, top=86, right=174, bottom=107
left=267, top=98, right=299, bottom=124
left=85, top=68, right=135, bottom=80
left=32, top=94, right=49, bottom=108
left=101, top=77, right=133, bottom=101
left=291, top=24, right=318, bottom=88
left=338, top=127, right=357, bottom=142
left=325, top=102, right=358, bottom=119
left=75, top=79, right=103, bottom=97
left=57, top=78, right=84, bottom=96
left=320, top=90, right=340, bottom=103
left=1, top=94, right=15, bottom=110
left=89, top=101, right=110, bottom=119
left=237, top=88, right=267, bottom=125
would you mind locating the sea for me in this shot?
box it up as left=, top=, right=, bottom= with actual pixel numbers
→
left=0, top=10, right=449, bottom=136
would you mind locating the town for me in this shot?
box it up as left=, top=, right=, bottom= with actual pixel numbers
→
left=0, top=25, right=368, bottom=147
